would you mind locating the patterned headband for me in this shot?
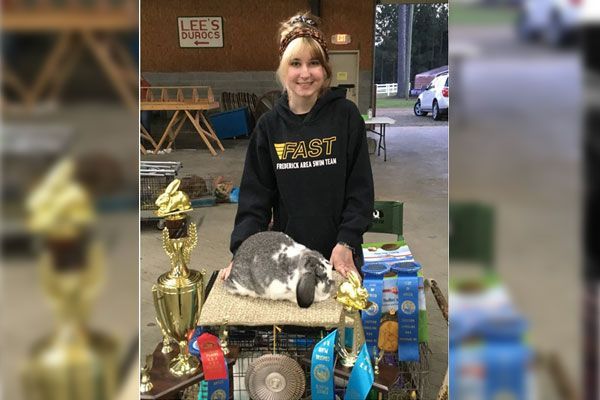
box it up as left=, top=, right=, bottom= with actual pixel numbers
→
left=278, top=26, right=329, bottom=60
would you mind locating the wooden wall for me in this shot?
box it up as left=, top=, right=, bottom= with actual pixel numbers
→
left=141, top=0, right=375, bottom=72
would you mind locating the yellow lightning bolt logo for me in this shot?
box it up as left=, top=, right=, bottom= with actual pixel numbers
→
left=274, top=143, right=286, bottom=160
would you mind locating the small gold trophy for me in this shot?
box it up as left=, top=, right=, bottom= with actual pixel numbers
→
left=335, top=272, right=371, bottom=367
left=152, top=179, right=204, bottom=377
left=23, top=159, right=119, bottom=400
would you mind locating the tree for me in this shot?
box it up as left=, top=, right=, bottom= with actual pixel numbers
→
left=374, top=4, right=398, bottom=84
left=375, top=4, right=448, bottom=88
left=410, top=4, right=448, bottom=82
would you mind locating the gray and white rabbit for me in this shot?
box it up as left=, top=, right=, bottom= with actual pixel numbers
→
left=224, top=231, right=335, bottom=308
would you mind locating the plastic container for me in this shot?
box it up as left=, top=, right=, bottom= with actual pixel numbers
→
left=208, top=107, right=250, bottom=139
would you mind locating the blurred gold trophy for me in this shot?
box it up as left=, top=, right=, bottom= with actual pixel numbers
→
left=152, top=179, right=204, bottom=376
left=23, top=159, right=119, bottom=400
left=336, top=272, right=370, bottom=367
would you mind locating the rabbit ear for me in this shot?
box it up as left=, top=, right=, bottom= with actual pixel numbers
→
left=165, top=179, right=180, bottom=193
left=296, top=271, right=316, bottom=308
left=348, top=271, right=360, bottom=286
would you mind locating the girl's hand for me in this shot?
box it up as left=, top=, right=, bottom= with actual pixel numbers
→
left=330, top=244, right=359, bottom=278
left=219, top=261, right=233, bottom=280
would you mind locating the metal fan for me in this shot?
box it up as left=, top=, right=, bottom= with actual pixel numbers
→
left=245, top=354, right=305, bottom=400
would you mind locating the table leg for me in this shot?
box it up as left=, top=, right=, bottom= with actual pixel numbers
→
left=184, top=110, right=217, bottom=156
left=140, top=143, right=147, bottom=155
left=25, top=31, right=73, bottom=110
left=140, top=124, right=158, bottom=149
left=165, top=114, right=188, bottom=151
left=81, top=31, right=137, bottom=114
left=199, top=111, right=225, bottom=151
left=46, top=36, right=84, bottom=103
left=383, top=124, right=387, bottom=162
left=3, top=67, right=28, bottom=104
left=108, top=36, right=139, bottom=89
left=377, top=124, right=382, bottom=157
left=153, top=110, right=180, bottom=152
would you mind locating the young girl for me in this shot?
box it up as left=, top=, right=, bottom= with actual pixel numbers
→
left=222, top=11, right=374, bottom=279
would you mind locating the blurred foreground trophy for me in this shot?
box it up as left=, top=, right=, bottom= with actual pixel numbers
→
left=152, top=179, right=205, bottom=376
left=23, top=159, right=119, bottom=400
left=336, top=272, right=371, bottom=367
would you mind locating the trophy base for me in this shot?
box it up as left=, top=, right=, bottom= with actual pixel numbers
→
left=339, top=355, right=358, bottom=368
left=161, top=342, right=173, bottom=354
left=168, top=354, right=199, bottom=377
left=140, top=381, right=153, bottom=394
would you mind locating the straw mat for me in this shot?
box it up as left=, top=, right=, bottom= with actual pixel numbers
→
left=199, top=272, right=344, bottom=327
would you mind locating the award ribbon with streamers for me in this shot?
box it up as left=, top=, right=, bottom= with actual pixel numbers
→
left=197, top=333, right=229, bottom=400
left=392, top=262, right=421, bottom=362
left=344, top=344, right=375, bottom=400
left=311, top=330, right=337, bottom=400
left=485, top=343, right=529, bottom=400
left=188, top=326, right=204, bottom=357
left=361, top=263, right=390, bottom=357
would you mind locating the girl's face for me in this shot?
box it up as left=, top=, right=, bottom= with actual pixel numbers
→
left=284, top=46, right=326, bottom=103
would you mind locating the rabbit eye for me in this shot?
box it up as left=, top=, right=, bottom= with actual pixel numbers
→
left=315, top=265, right=326, bottom=278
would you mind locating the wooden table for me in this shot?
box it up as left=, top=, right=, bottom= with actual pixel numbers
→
left=140, top=343, right=239, bottom=400
left=2, top=4, right=138, bottom=113
left=365, top=117, right=395, bottom=162
left=140, top=86, right=225, bottom=156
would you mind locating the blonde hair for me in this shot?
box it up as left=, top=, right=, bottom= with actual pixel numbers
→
left=276, top=12, right=332, bottom=94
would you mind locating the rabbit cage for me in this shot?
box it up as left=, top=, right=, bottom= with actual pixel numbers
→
left=185, top=273, right=432, bottom=400
left=184, top=326, right=431, bottom=400
left=140, top=161, right=215, bottom=225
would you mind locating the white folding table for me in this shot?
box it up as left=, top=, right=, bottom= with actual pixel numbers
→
left=364, top=116, right=395, bottom=162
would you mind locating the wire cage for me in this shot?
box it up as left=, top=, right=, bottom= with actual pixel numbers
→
left=184, top=325, right=430, bottom=400
left=140, top=167, right=214, bottom=212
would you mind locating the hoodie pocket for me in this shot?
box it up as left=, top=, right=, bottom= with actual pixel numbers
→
left=284, top=215, right=338, bottom=258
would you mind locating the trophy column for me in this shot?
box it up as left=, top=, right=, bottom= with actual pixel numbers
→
left=22, top=159, right=119, bottom=400
left=151, top=179, right=204, bottom=377
left=335, top=272, right=371, bottom=367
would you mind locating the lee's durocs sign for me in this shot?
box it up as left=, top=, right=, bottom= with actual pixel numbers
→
left=178, top=17, right=223, bottom=48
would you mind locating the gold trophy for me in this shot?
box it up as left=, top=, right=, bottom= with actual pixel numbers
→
left=152, top=179, right=204, bottom=377
left=335, top=272, right=371, bottom=367
left=23, top=159, right=119, bottom=400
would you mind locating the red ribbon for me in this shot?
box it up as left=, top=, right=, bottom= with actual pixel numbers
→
left=197, top=332, right=227, bottom=380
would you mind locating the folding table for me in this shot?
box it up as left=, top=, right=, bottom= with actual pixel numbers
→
left=365, top=116, right=395, bottom=162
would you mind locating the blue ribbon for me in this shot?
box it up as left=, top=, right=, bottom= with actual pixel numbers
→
left=392, top=262, right=421, bottom=362
left=361, top=263, right=390, bottom=358
left=311, top=329, right=337, bottom=400
left=195, top=332, right=229, bottom=400
left=344, top=344, right=375, bottom=400
left=206, top=374, right=229, bottom=400
left=485, top=343, right=530, bottom=400
left=188, top=326, right=204, bottom=357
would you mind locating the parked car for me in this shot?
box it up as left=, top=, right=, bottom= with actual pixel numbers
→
left=413, top=73, right=449, bottom=121
left=410, top=65, right=448, bottom=97
left=516, top=0, right=581, bottom=46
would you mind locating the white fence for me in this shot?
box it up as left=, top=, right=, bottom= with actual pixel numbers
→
left=376, top=83, right=398, bottom=97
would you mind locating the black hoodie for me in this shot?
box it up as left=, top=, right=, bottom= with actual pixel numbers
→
left=230, top=87, right=374, bottom=260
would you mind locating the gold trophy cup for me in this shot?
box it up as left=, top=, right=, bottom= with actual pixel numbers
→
left=335, top=272, right=371, bottom=367
left=23, top=159, right=119, bottom=400
left=152, top=179, right=204, bottom=377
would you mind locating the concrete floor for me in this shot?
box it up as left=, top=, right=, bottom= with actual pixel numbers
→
left=141, top=109, right=448, bottom=399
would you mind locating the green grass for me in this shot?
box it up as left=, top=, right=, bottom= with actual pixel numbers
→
left=376, top=97, right=415, bottom=109
left=450, top=4, right=517, bottom=27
